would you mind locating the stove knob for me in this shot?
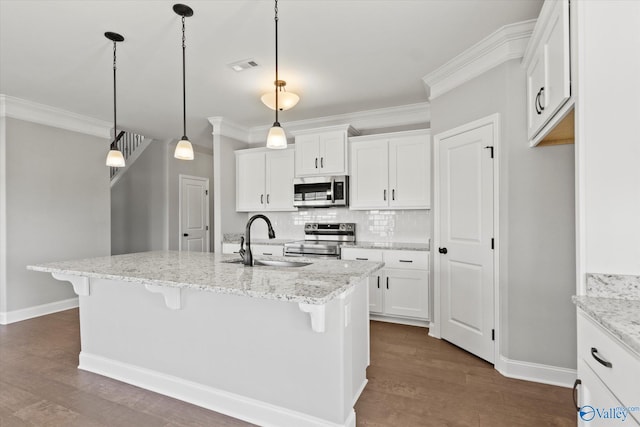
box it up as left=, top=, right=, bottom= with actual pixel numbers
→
left=339, top=224, right=345, bottom=230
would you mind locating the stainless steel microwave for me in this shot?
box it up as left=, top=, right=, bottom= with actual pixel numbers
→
left=293, top=176, right=349, bottom=208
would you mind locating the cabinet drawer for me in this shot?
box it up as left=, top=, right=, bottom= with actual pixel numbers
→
left=252, top=244, right=283, bottom=257
left=577, top=310, right=640, bottom=417
left=340, top=248, right=383, bottom=262
left=383, top=250, right=429, bottom=270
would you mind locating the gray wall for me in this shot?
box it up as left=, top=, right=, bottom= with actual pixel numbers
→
left=430, top=60, right=576, bottom=369
left=111, top=140, right=168, bottom=255
left=4, top=117, right=110, bottom=311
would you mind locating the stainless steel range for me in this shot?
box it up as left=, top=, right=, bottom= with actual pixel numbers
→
left=284, top=222, right=355, bottom=258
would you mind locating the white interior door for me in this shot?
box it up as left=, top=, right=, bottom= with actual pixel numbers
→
left=180, top=175, right=209, bottom=252
left=438, top=122, right=495, bottom=363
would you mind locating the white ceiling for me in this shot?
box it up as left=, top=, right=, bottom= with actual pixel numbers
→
left=0, top=0, right=542, bottom=145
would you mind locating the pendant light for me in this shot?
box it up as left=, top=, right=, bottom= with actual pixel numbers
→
left=173, top=4, right=195, bottom=160
left=266, top=0, right=287, bottom=149
left=105, top=32, right=126, bottom=167
left=261, top=79, right=299, bottom=111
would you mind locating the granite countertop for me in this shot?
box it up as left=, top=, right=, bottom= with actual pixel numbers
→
left=573, top=273, right=640, bottom=357
left=28, top=251, right=383, bottom=306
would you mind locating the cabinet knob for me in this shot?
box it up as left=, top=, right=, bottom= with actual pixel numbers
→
left=438, top=247, right=448, bottom=254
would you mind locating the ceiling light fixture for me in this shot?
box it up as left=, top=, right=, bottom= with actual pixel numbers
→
left=266, top=0, right=287, bottom=150
left=105, top=31, right=126, bottom=168
left=173, top=3, right=195, bottom=160
left=261, top=79, right=299, bottom=111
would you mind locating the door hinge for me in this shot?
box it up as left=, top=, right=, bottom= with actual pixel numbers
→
left=206, top=225, right=209, bottom=231
left=492, top=329, right=495, bottom=341
left=484, top=146, right=494, bottom=158
left=491, top=238, right=494, bottom=250
left=205, top=190, right=208, bottom=196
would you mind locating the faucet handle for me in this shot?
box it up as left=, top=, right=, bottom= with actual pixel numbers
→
left=238, top=236, right=246, bottom=259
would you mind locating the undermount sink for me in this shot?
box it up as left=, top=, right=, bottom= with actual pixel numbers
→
left=223, top=259, right=311, bottom=268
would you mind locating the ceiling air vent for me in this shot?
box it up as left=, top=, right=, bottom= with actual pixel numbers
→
left=228, top=59, right=259, bottom=72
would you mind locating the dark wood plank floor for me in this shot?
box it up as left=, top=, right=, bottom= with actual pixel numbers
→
left=0, top=309, right=576, bottom=426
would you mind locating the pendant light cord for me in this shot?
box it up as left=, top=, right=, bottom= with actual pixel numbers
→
left=274, top=0, right=279, bottom=125
left=182, top=15, right=187, bottom=138
left=112, top=40, right=118, bottom=149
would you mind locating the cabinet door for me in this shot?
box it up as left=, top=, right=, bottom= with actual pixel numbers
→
left=543, top=0, right=571, bottom=123
left=349, top=140, right=389, bottom=209
left=527, top=44, right=547, bottom=139
left=236, top=152, right=265, bottom=212
left=389, top=135, right=430, bottom=208
left=369, top=274, right=383, bottom=314
left=383, top=269, right=429, bottom=320
left=294, top=134, right=321, bottom=176
left=318, top=131, right=346, bottom=175
left=265, top=149, right=295, bottom=211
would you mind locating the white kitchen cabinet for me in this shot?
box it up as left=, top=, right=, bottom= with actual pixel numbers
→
left=575, top=309, right=640, bottom=426
left=341, top=247, right=430, bottom=323
left=523, top=0, right=572, bottom=145
left=349, top=129, right=430, bottom=210
left=292, top=125, right=359, bottom=177
left=235, top=147, right=296, bottom=212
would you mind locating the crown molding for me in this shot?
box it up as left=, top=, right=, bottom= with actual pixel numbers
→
left=209, top=102, right=430, bottom=144
left=422, top=19, right=536, bottom=101
left=0, top=95, right=111, bottom=139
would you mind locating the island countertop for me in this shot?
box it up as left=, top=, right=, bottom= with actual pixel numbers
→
left=28, top=250, right=383, bottom=305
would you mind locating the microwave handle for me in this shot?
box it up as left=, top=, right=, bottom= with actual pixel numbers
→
left=330, top=177, right=335, bottom=204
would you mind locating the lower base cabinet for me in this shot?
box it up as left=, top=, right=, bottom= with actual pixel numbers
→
left=575, top=309, right=640, bottom=426
left=342, top=248, right=430, bottom=323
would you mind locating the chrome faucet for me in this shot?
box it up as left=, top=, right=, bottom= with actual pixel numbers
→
left=242, top=214, right=276, bottom=266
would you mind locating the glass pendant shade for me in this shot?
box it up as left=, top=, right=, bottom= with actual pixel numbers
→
left=174, top=137, right=195, bottom=160
left=266, top=124, right=287, bottom=149
left=261, top=90, right=299, bottom=111
left=106, top=149, right=126, bottom=167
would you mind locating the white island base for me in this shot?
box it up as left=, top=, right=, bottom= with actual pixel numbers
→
left=55, top=274, right=369, bottom=427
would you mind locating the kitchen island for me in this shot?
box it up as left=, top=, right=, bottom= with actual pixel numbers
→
left=28, top=251, right=383, bottom=427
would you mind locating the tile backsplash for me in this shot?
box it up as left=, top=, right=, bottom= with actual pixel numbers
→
left=244, top=208, right=431, bottom=243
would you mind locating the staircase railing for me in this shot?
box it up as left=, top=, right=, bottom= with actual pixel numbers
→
left=110, top=131, right=146, bottom=179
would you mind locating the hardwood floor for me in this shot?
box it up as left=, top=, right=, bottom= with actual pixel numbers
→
left=0, top=310, right=576, bottom=426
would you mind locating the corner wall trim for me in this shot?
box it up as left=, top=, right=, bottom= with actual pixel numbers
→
left=79, top=352, right=355, bottom=427
left=497, top=355, right=577, bottom=388
left=0, top=94, right=111, bottom=139
left=0, top=297, right=79, bottom=325
left=422, top=19, right=536, bottom=100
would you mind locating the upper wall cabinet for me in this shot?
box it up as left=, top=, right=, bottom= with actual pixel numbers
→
left=235, top=147, right=296, bottom=212
left=292, top=125, right=360, bottom=177
left=523, top=0, right=573, bottom=146
left=349, top=129, right=431, bottom=210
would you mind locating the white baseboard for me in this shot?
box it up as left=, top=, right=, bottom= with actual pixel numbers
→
left=497, top=355, right=577, bottom=388
left=79, top=352, right=356, bottom=427
left=0, top=297, right=78, bottom=325
left=370, top=314, right=430, bottom=328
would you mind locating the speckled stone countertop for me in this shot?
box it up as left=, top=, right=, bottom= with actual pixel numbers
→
left=28, top=251, right=383, bottom=305
left=573, top=273, right=640, bottom=356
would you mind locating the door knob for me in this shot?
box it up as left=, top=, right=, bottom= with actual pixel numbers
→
left=438, top=247, right=448, bottom=254
left=183, top=233, right=189, bottom=237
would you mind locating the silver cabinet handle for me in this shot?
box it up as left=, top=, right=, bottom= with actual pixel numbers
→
left=386, top=277, right=389, bottom=289
left=392, top=189, right=395, bottom=200
left=267, top=194, right=270, bottom=204
left=262, top=252, right=273, bottom=256
left=315, top=158, right=318, bottom=168
left=355, top=257, right=369, bottom=261
left=399, top=259, right=413, bottom=263
left=320, top=157, right=324, bottom=168
left=377, top=276, right=380, bottom=288
left=260, top=194, right=264, bottom=204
